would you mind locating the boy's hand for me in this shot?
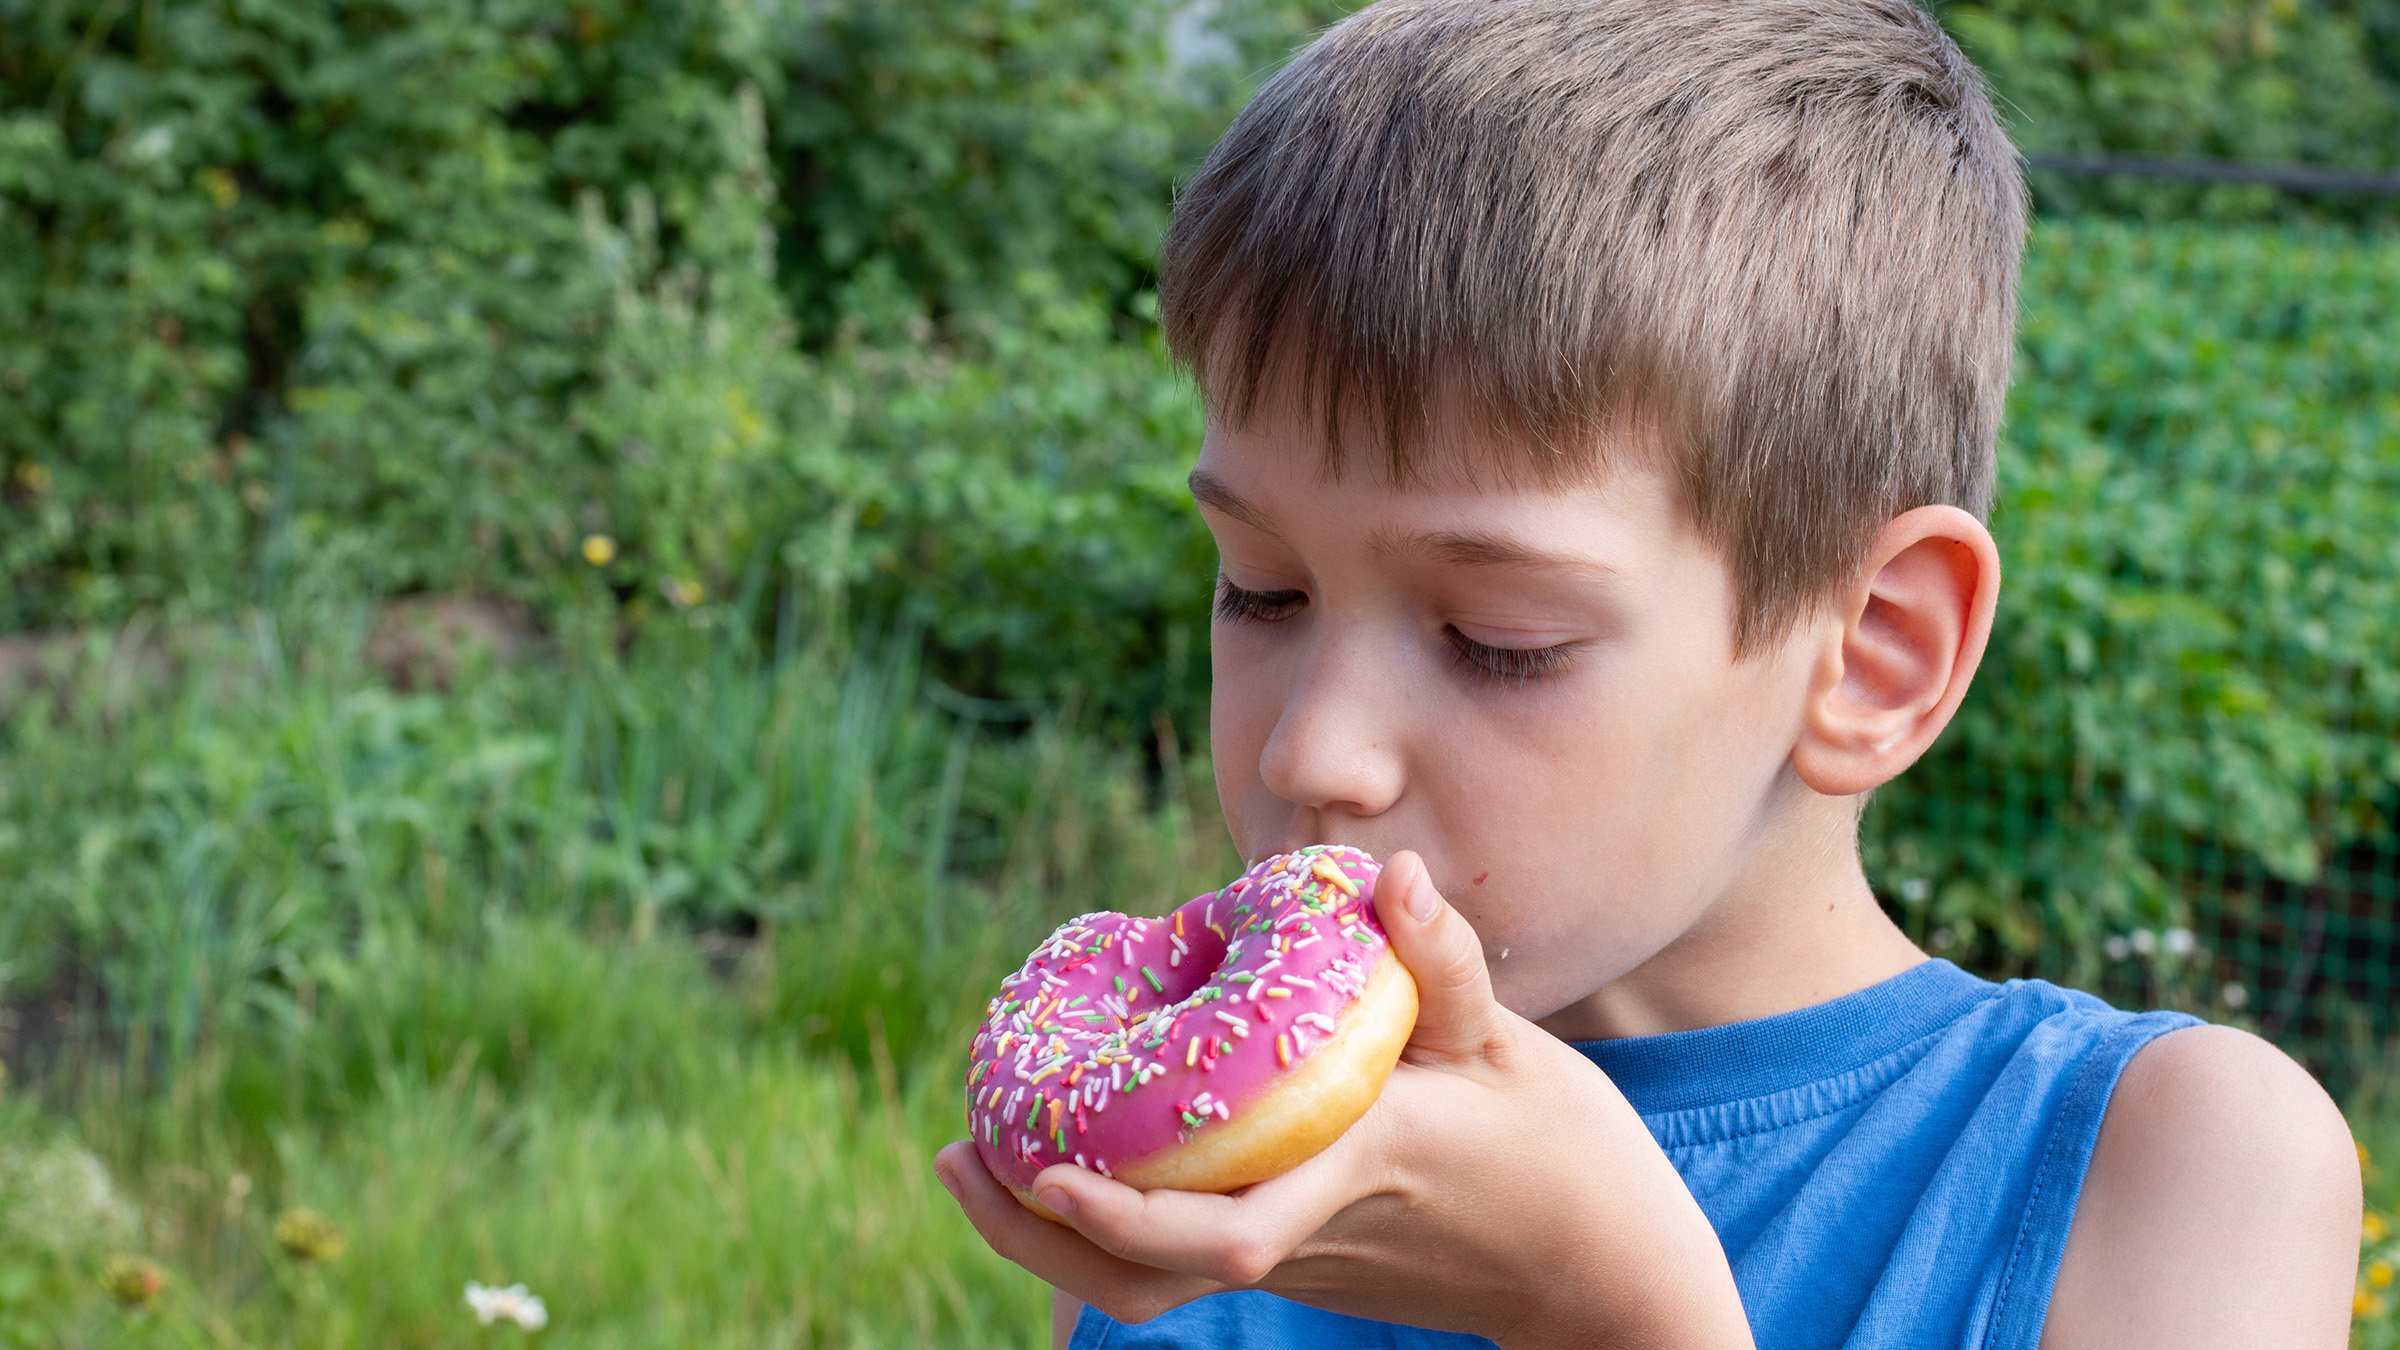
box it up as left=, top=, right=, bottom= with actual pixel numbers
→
left=932, top=851, right=1754, bottom=1349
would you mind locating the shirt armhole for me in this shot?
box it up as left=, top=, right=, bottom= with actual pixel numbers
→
left=1981, top=1012, right=2203, bottom=1350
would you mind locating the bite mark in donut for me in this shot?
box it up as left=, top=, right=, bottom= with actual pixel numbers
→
left=963, top=844, right=1420, bottom=1219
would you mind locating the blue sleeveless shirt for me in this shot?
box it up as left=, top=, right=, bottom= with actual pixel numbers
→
left=1069, top=958, right=2201, bottom=1350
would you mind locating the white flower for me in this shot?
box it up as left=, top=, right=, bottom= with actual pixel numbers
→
left=1897, top=877, right=1931, bottom=904
left=2103, top=934, right=2131, bottom=961
left=465, top=1281, right=549, bottom=1330
left=2128, top=929, right=2157, bottom=956
left=2161, top=927, right=2195, bottom=956
left=2221, top=981, right=2249, bottom=1010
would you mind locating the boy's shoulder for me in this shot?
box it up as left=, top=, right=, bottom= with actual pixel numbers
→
left=2042, top=1023, right=2361, bottom=1347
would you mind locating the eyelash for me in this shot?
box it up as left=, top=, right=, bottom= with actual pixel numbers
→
left=1211, top=576, right=1579, bottom=688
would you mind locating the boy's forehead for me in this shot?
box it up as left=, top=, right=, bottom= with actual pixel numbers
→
left=1191, top=411, right=1694, bottom=571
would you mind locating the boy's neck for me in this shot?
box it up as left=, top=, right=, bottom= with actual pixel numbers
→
left=1533, top=790, right=1928, bottom=1043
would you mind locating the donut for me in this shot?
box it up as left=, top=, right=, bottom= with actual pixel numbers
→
left=963, top=844, right=1419, bottom=1220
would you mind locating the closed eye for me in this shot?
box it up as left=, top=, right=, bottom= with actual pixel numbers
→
left=1444, top=629, right=1579, bottom=687
left=1218, top=575, right=1577, bottom=688
left=1214, top=576, right=1306, bottom=624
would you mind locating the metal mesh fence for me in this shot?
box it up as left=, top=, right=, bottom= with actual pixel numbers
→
left=1862, top=213, right=2400, bottom=1097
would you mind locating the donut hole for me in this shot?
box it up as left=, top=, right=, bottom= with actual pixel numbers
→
left=1143, top=894, right=1233, bottom=1007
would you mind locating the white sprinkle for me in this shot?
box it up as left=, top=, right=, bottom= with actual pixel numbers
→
left=1098, top=1158, right=1114, bottom=1178
left=1280, top=974, right=1316, bottom=989
left=1214, top=1010, right=1250, bottom=1033
left=1299, top=1012, right=1337, bottom=1031
left=1076, top=1152, right=1088, bottom=1168
left=1247, top=980, right=1266, bottom=1002
left=1214, top=1100, right=1231, bottom=1120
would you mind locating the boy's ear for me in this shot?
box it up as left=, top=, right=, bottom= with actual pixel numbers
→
left=1790, top=505, right=2000, bottom=798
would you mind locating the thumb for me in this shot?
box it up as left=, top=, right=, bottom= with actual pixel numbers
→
left=1372, top=850, right=1504, bottom=1063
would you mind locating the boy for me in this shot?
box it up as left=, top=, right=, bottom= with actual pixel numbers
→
left=933, top=0, right=2365, bottom=1345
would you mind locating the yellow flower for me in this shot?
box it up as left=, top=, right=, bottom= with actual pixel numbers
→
left=273, top=1207, right=347, bottom=1265
left=2369, top=1210, right=2392, bottom=1243
left=2361, top=1288, right=2385, bottom=1319
left=666, top=577, right=704, bottom=608
left=12, top=463, right=48, bottom=493
left=581, top=533, right=617, bottom=566
left=2373, top=1259, right=2396, bottom=1290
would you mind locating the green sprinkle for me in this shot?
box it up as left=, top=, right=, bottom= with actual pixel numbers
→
left=1142, top=966, right=1164, bottom=993
left=1068, top=995, right=1089, bottom=1008
left=1114, top=975, right=1128, bottom=995
left=1219, top=1040, right=1234, bottom=1054
left=1181, top=1111, right=1204, bottom=1128
left=1055, top=1126, right=1067, bottom=1153
left=1350, top=929, right=1375, bottom=943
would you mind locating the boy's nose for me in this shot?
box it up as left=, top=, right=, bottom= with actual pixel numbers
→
left=1255, top=629, right=1406, bottom=821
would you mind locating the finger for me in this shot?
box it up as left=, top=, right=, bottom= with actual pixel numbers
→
left=934, top=1142, right=1218, bottom=1323
left=1372, top=850, right=1505, bottom=1064
left=1027, top=1116, right=1372, bottom=1289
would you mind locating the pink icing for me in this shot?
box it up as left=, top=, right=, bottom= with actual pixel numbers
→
left=964, top=844, right=1395, bottom=1193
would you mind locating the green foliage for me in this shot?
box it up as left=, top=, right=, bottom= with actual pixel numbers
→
left=0, top=610, right=1234, bottom=1097
left=0, top=612, right=1244, bottom=1338
left=766, top=0, right=1198, bottom=339
left=1867, top=219, right=2400, bottom=1025
left=1936, top=0, right=2400, bottom=223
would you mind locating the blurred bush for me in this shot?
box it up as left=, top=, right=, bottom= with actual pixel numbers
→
left=1867, top=218, right=2400, bottom=1031
left=0, top=0, right=2395, bottom=1010
left=1939, top=0, right=2400, bottom=223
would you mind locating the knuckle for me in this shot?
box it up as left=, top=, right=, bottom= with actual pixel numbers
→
left=1215, top=1234, right=1281, bottom=1287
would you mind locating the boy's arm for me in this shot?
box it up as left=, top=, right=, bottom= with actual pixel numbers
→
left=1051, top=1287, right=1080, bottom=1350
left=2040, top=1025, right=2362, bottom=1349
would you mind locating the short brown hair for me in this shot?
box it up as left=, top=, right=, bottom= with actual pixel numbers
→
left=1159, top=0, right=2027, bottom=654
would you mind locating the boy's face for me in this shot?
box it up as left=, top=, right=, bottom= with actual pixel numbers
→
left=1196, top=388, right=1832, bottom=1028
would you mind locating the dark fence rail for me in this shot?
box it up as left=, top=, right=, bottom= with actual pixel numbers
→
left=2026, top=153, right=2400, bottom=195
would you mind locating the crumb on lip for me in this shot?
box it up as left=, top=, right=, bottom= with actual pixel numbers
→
left=1473, top=871, right=1489, bottom=885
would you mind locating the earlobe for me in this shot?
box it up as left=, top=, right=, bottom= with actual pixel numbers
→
left=1791, top=506, right=1999, bottom=798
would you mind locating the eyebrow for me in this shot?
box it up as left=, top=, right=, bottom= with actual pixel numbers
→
left=1187, top=468, right=1620, bottom=578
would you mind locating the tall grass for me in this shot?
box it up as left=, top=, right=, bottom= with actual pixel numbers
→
left=0, top=604, right=1235, bottom=1341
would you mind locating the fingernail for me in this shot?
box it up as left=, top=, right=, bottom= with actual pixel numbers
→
left=1036, top=1186, right=1076, bottom=1219
left=935, top=1165, right=963, bottom=1202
